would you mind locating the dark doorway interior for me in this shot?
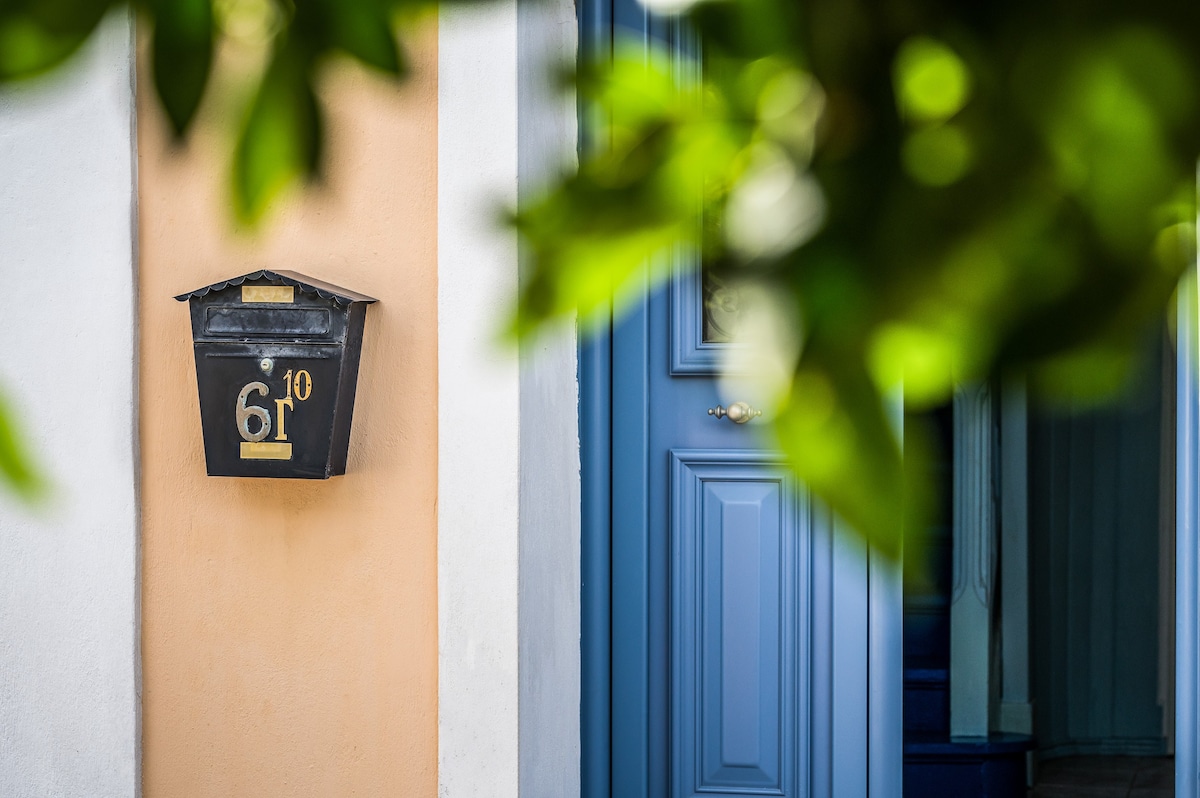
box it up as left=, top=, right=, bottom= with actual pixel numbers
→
left=1029, top=755, right=1172, bottom=796
left=1032, top=753, right=1171, bottom=796
left=903, top=332, right=1177, bottom=797
left=1028, top=334, right=1175, bottom=795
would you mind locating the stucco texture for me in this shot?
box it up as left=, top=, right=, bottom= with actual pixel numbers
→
left=137, top=24, right=438, bottom=797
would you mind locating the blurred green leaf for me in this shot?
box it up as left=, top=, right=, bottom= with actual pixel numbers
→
left=512, top=45, right=744, bottom=335
left=149, top=0, right=214, bottom=137
left=0, top=0, right=112, bottom=80
left=0, top=16, right=88, bottom=78
left=0, top=391, right=45, bottom=503
left=322, top=0, right=404, bottom=75
left=774, top=359, right=910, bottom=558
left=232, top=39, right=323, bottom=223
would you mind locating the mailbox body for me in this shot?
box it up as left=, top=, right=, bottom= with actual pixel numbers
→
left=177, top=271, right=376, bottom=479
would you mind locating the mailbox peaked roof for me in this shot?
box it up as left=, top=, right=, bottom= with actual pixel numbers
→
left=174, top=270, right=378, bottom=305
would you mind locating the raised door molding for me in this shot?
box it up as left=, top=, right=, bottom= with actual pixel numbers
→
left=670, top=450, right=809, bottom=797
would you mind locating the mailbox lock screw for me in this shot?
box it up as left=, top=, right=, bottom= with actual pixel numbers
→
left=260, top=357, right=274, bottom=374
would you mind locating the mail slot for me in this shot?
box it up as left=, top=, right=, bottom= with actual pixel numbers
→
left=176, top=270, right=377, bottom=478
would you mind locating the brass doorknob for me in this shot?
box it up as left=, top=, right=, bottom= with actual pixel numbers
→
left=708, top=401, right=762, bottom=424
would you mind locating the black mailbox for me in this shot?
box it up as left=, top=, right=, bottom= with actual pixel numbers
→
left=176, top=270, right=377, bottom=479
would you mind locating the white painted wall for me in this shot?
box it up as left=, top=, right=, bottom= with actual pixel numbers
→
left=0, top=12, right=139, bottom=798
left=438, top=2, right=522, bottom=795
left=438, top=0, right=580, bottom=793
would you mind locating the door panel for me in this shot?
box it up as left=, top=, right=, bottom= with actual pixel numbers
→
left=671, top=451, right=806, bottom=797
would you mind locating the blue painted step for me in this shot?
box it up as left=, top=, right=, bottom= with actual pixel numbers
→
left=904, top=733, right=1032, bottom=798
left=904, top=668, right=948, bottom=735
left=901, top=405, right=1032, bottom=796
left=903, top=665, right=1033, bottom=796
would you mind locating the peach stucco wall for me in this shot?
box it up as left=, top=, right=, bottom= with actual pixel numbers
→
left=137, top=26, right=438, bottom=797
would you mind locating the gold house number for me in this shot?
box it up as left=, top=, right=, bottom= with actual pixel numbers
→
left=237, top=369, right=313, bottom=460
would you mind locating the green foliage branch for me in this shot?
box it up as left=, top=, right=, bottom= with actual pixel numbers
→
left=2, top=0, right=1200, bottom=551
left=515, top=0, right=1200, bottom=555
left=0, top=0, right=430, bottom=221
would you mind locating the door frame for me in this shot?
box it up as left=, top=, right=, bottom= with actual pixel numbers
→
left=580, top=315, right=612, bottom=798
left=1176, top=266, right=1199, bottom=798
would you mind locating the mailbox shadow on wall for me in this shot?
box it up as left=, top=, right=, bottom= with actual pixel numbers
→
left=176, top=271, right=377, bottom=479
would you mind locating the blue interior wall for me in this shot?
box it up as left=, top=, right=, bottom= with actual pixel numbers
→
left=1029, top=347, right=1166, bottom=758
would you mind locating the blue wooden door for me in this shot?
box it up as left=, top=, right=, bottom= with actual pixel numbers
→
left=585, top=261, right=878, bottom=797
left=577, top=3, right=892, bottom=795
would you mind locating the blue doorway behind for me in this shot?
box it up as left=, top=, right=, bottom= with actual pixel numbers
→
left=574, top=2, right=903, bottom=795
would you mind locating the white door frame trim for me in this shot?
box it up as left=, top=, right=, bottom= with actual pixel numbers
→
left=437, top=2, right=581, bottom=795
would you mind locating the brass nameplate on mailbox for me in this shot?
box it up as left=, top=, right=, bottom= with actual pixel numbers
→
left=240, top=442, right=293, bottom=460
left=242, top=285, right=295, bottom=303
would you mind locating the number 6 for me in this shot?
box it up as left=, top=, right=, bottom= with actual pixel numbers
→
left=236, top=382, right=271, bottom=442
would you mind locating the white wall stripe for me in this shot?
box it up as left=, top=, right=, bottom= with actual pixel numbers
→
left=0, top=11, right=139, bottom=797
left=438, top=0, right=581, bottom=792
left=438, top=2, right=523, bottom=795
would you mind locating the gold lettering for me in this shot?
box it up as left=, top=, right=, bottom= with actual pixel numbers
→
left=274, top=397, right=294, bottom=441
left=294, top=369, right=312, bottom=401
